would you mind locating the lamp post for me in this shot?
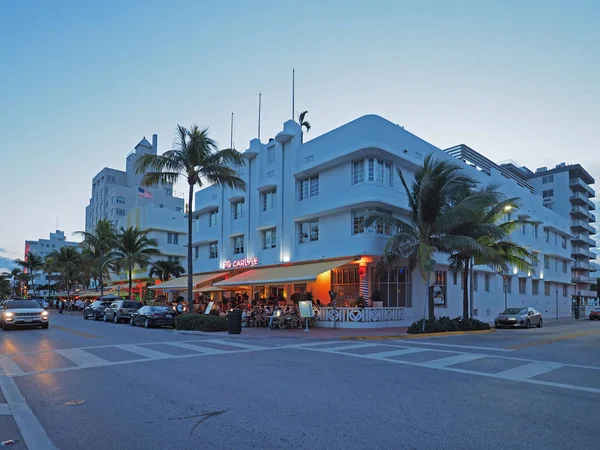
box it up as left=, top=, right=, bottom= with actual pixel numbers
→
left=503, top=275, right=508, bottom=310
left=556, top=285, right=559, bottom=323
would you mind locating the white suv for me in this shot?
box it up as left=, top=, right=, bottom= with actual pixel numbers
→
left=1, top=299, right=50, bottom=330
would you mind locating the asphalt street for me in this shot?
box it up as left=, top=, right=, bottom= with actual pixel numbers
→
left=1, top=312, right=600, bottom=449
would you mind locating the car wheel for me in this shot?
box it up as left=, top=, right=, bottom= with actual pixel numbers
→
left=114, top=314, right=119, bottom=324
left=41, top=323, right=49, bottom=329
left=526, top=319, right=531, bottom=329
left=83, top=313, right=88, bottom=320
left=537, top=318, right=543, bottom=328
left=94, top=312, right=100, bottom=321
left=144, top=318, right=151, bottom=329
left=130, top=317, right=135, bottom=326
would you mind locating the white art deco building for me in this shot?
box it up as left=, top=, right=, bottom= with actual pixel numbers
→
left=188, top=115, right=575, bottom=327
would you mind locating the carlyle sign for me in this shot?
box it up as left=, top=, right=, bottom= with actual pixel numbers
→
left=223, top=257, right=259, bottom=269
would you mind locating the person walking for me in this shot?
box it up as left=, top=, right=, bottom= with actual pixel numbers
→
left=58, top=301, right=64, bottom=314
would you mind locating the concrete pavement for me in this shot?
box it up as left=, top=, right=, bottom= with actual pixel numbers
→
left=1, top=312, right=600, bottom=449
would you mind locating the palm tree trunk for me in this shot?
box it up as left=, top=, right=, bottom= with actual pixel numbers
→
left=462, top=261, right=470, bottom=319
left=187, top=184, right=194, bottom=314
left=128, top=265, right=133, bottom=300
left=427, top=271, right=435, bottom=321
left=99, top=272, right=104, bottom=297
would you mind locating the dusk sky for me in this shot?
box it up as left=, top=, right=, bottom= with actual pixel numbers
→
left=1, top=0, right=599, bottom=272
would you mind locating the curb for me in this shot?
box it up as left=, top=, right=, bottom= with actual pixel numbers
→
left=340, top=329, right=497, bottom=340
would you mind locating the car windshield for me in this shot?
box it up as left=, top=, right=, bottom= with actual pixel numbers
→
left=6, top=300, right=41, bottom=309
left=502, top=308, right=526, bottom=315
left=148, top=306, right=169, bottom=312
left=123, top=301, right=142, bottom=309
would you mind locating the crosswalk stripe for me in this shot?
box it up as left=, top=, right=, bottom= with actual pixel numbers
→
left=0, top=356, right=25, bottom=376
left=164, top=342, right=223, bottom=354
left=114, top=345, right=170, bottom=359
left=322, top=343, right=383, bottom=352
left=55, top=349, right=110, bottom=367
left=0, top=403, right=10, bottom=415
left=392, top=341, right=513, bottom=352
left=203, top=340, right=265, bottom=351
left=363, top=348, right=427, bottom=359
left=495, top=361, right=564, bottom=381
left=422, top=353, right=485, bottom=368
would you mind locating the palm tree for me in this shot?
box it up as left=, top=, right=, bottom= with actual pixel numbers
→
left=50, top=247, right=82, bottom=302
left=9, top=268, right=22, bottom=296
left=0, top=274, right=11, bottom=298
left=149, top=260, right=185, bottom=282
left=448, top=186, right=536, bottom=319
left=75, top=219, right=118, bottom=296
left=135, top=125, right=246, bottom=310
left=365, top=155, right=493, bottom=321
left=14, top=251, right=44, bottom=295
left=113, top=226, right=159, bottom=300
left=298, top=110, right=311, bottom=142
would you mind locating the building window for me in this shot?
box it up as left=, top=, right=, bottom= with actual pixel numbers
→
left=484, top=274, right=490, bottom=292
left=114, top=208, right=126, bottom=217
left=194, top=246, right=199, bottom=260
left=473, top=273, right=478, bottom=292
left=209, top=242, right=218, bottom=259
left=532, top=280, right=539, bottom=295
left=532, top=251, right=539, bottom=267
left=173, top=234, right=179, bottom=245
left=544, top=282, right=551, bottom=296
left=543, top=202, right=554, bottom=210
left=209, top=210, right=218, bottom=227
left=298, top=175, right=319, bottom=201
left=352, top=209, right=391, bottom=235
left=544, top=229, right=550, bottom=243
left=167, top=233, right=173, bottom=244
left=561, top=236, right=567, bottom=249
left=261, top=189, right=277, bottom=212
left=372, top=267, right=411, bottom=307
left=232, top=236, right=244, bottom=255
left=563, top=284, right=568, bottom=297
left=542, top=175, right=554, bottom=184
left=519, top=278, right=526, bottom=294
left=544, top=255, right=550, bottom=270
left=116, top=196, right=126, bottom=204
left=554, top=257, right=558, bottom=271
left=533, top=225, right=538, bottom=239
left=231, top=200, right=244, bottom=220
left=433, top=271, right=447, bottom=307
left=351, top=157, right=393, bottom=187
left=299, top=220, right=319, bottom=244
left=542, top=189, right=554, bottom=198
left=262, top=228, right=276, bottom=249
left=520, top=223, right=526, bottom=234
left=505, top=277, right=512, bottom=294
left=562, top=260, right=567, bottom=273
left=176, top=207, right=183, bottom=213
left=267, top=146, right=275, bottom=163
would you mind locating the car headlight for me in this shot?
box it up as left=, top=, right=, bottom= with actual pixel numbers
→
left=4, top=312, right=14, bottom=318
left=41, top=311, right=49, bottom=316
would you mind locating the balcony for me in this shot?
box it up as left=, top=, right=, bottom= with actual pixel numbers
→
left=570, top=177, right=596, bottom=197
left=571, top=205, right=594, bottom=220
left=570, top=191, right=589, bottom=206
left=573, top=261, right=591, bottom=270
left=572, top=247, right=595, bottom=258
left=574, top=289, right=597, bottom=298
left=571, top=219, right=589, bottom=231
left=572, top=275, right=594, bottom=283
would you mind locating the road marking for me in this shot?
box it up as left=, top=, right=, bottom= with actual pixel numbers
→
left=363, top=348, right=427, bottom=359
left=164, top=342, right=223, bottom=354
left=495, top=361, right=564, bottom=381
left=320, top=343, right=383, bottom=352
left=0, top=356, right=24, bottom=376
left=51, top=325, right=102, bottom=339
left=0, top=403, right=10, bottom=415
left=114, top=345, right=171, bottom=359
left=394, top=341, right=514, bottom=352
left=203, top=340, right=266, bottom=351
left=0, top=375, right=57, bottom=449
left=56, top=349, right=110, bottom=367
left=507, top=329, right=600, bottom=350
left=422, top=353, right=485, bottom=368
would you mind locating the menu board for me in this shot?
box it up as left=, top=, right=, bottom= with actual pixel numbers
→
left=204, top=301, right=214, bottom=315
left=298, top=301, right=313, bottom=318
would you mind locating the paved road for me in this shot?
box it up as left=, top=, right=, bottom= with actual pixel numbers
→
left=1, top=312, right=599, bottom=449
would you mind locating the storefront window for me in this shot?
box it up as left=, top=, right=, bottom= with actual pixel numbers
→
left=332, top=267, right=360, bottom=304
left=373, top=267, right=411, bottom=307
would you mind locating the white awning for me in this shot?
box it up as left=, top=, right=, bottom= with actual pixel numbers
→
left=214, top=259, right=355, bottom=287
left=148, top=272, right=228, bottom=291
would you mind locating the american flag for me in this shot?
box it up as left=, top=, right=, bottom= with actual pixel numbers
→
left=138, top=187, right=153, bottom=199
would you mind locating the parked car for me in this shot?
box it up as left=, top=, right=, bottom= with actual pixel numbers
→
left=1, top=299, right=50, bottom=330
left=495, top=307, right=542, bottom=329
left=130, top=306, right=175, bottom=329
left=589, top=307, right=600, bottom=320
left=83, top=301, right=113, bottom=320
left=104, top=300, right=143, bottom=324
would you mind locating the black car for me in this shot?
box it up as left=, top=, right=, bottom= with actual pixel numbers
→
left=83, top=301, right=113, bottom=321
left=130, top=306, right=175, bottom=329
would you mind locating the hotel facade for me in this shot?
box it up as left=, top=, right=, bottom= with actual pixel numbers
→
left=186, top=115, right=583, bottom=327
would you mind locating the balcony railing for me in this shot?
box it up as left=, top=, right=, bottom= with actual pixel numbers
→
left=571, top=205, right=594, bottom=220
left=570, top=178, right=596, bottom=197
left=573, top=261, right=591, bottom=270
left=572, top=276, right=593, bottom=283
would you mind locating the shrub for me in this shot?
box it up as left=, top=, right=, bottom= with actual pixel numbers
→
left=175, top=314, right=227, bottom=332
left=407, top=316, right=491, bottom=334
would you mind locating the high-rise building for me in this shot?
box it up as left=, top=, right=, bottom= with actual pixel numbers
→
left=85, top=135, right=184, bottom=233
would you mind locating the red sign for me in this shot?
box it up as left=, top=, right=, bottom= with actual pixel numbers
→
left=223, top=257, right=259, bottom=269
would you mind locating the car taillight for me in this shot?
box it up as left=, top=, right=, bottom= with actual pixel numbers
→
left=119, top=309, right=123, bottom=313
left=152, top=314, right=161, bottom=317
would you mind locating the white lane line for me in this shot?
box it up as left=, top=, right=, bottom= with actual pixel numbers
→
left=321, top=343, right=383, bottom=352
left=495, top=361, right=564, bottom=381
left=392, top=341, right=514, bottom=352
left=288, top=341, right=340, bottom=348
left=0, top=356, right=25, bottom=376
left=203, top=340, right=266, bottom=351
left=164, top=342, right=223, bottom=354
left=0, top=403, right=10, bottom=415
left=115, top=345, right=172, bottom=359
left=363, top=348, right=427, bottom=359
left=56, top=349, right=110, bottom=368
left=422, top=353, right=485, bottom=368
left=0, top=376, right=57, bottom=449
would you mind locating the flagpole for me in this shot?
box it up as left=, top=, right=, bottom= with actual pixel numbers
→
left=292, top=68, right=295, bottom=121
left=230, top=111, right=234, bottom=149
left=258, top=92, right=262, bottom=141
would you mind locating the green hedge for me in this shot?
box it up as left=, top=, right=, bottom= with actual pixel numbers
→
left=175, top=314, right=227, bottom=332
left=407, top=316, right=491, bottom=334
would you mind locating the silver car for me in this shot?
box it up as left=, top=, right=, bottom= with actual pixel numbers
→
left=1, top=299, right=50, bottom=330
left=495, top=307, right=543, bottom=329
left=104, top=300, right=143, bottom=324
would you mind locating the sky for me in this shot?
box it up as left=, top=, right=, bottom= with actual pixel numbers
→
left=1, top=0, right=599, bottom=272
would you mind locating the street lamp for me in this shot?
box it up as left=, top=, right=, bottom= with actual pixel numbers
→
left=556, top=285, right=559, bottom=323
